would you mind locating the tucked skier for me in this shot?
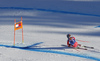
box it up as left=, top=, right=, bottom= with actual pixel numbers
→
left=66, top=34, right=94, bottom=50
left=67, top=34, right=81, bottom=48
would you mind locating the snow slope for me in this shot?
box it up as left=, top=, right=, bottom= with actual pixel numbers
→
left=0, top=0, right=100, bottom=61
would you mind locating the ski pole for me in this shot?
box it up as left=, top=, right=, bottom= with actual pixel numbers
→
left=76, top=39, right=89, bottom=43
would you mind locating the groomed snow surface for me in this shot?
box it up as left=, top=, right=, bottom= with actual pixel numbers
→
left=0, top=1, right=100, bottom=61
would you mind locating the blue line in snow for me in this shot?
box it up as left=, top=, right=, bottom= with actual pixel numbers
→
left=0, top=43, right=100, bottom=61
left=0, top=7, right=100, bottom=17
left=95, top=25, right=100, bottom=28
left=22, top=49, right=100, bottom=61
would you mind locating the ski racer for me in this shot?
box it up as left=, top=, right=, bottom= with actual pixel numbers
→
left=67, top=34, right=81, bottom=48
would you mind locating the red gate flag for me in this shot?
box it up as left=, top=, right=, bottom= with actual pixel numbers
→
left=14, top=21, right=23, bottom=31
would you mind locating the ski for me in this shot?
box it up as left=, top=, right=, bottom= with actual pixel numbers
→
left=61, top=45, right=88, bottom=50
left=83, top=46, right=94, bottom=49
left=77, top=47, right=87, bottom=50
left=78, top=44, right=94, bottom=49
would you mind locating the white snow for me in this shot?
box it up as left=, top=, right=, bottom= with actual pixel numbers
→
left=0, top=0, right=100, bottom=61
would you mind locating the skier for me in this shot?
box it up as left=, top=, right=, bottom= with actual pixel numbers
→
left=67, top=34, right=81, bottom=49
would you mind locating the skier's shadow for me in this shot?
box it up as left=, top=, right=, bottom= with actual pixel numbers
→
left=24, top=44, right=100, bottom=54
left=23, top=44, right=72, bottom=50
left=0, top=42, right=71, bottom=50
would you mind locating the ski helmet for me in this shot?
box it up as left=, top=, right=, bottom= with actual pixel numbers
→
left=67, top=34, right=71, bottom=38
